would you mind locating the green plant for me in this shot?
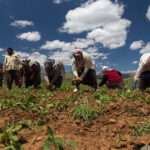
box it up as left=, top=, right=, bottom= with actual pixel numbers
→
left=93, top=90, right=116, bottom=105
left=72, top=99, right=101, bottom=122
left=19, top=120, right=32, bottom=129
left=0, top=123, right=23, bottom=150
left=131, top=120, right=150, bottom=137
left=118, top=135, right=127, bottom=141
left=42, top=126, right=77, bottom=150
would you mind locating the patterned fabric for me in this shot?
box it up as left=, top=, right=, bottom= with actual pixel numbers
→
left=3, top=53, right=21, bottom=70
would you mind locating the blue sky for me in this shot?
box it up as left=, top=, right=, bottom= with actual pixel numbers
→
left=0, top=0, right=150, bottom=72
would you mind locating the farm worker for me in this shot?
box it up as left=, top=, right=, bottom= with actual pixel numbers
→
left=72, top=49, right=97, bottom=92
left=3, top=47, right=21, bottom=90
left=132, top=53, right=150, bottom=92
left=19, top=59, right=41, bottom=89
left=44, top=59, right=65, bottom=90
left=99, top=66, right=126, bottom=89
left=0, top=62, right=3, bottom=87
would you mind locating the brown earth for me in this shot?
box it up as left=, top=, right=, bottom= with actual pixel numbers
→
left=0, top=90, right=150, bottom=150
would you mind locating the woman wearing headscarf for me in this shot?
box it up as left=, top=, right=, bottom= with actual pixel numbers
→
left=19, top=59, right=41, bottom=89
left=72, top=49, right=97, bottom=92
left=43, top=59, right=65, bottom=90
left=99, top=66, right=126, bottom=89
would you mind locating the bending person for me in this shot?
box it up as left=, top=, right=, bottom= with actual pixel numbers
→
left=44, top=59, right=65, bottom=90
left=99, top=66, right=126, bottom=89
left=132, top=53, right=150, bottom=92
left=72, top=49, right=97, bottom=92
left=20, top=59, right=41, bottom=89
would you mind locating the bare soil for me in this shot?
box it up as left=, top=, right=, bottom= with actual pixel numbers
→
left=0, top=90, right=150, bottom=150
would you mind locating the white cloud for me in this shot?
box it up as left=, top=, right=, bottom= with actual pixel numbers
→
left=140, top=42, right=150, bottom=54
left=60, top=0, right=124, bottom=33
left=10, top=20, right=34, bottom=28
left=132, top=61, right=138, bottom=64
left=40, top=38, right=94, bottom=51
left=40, top=40, right=73, bottom=51
left=0, top=48, right=4, bottom=52
left=28, top=52, right=47, bottom=66
left=87, top=19, right=131, bottom=49
left=85, top=47, right=110, bottom=59
left=49, top=51, right=72, bottom=66
left=59, top=0, right=131, bottom=49
left=130, top=40, right=144, bottom=50
left=146, top=6, right=150, bottom=21
left=15, top=51, right=30, bottom=59
left=17, top=31, right=41, bottom=42
left=72, top=38, right=94, bottom=49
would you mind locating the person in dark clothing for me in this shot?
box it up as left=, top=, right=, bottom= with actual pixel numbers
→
left=0, top=63, right=3, bottom=87
left=19, top=59, right=41, bottom=89
left=99, top=66, right=126, bottom=89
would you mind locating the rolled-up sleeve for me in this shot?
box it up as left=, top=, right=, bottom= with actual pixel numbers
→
left=72, top=59, right=78, bottom=77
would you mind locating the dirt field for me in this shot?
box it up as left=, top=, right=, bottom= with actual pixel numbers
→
left=0, top=87, right=150, bottom=150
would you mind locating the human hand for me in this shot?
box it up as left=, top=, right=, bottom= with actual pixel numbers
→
left=2, top=69, right=5, bottom=73
left=76, top=76, right=82, bottom=82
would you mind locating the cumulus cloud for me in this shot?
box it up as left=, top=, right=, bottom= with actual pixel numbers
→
left=60, top=0, right=124, bottom=33
left=40, top=38, right=94, bottom=51
left=17, top=31, right=41, bottom=42
left=15, top=51, right=30, bottom=59
left=132, top=61, right=138, bottom=64
left=10, top=20, right=34, bottom=28
left=0, top=48, right=4, bottom=52
left=72, top=38, right=94, bottom=49
left=49, top=51, right=72, bottom=66
left=59, top=0, right=131, bottom=49
left=140, top=42, right=150, bottom=54
left=28, top=52, right=47, bottom=66
left=87, top=19, right=131, bottom=49
left=130, top=40, right=144, bottom=50
left=40, top=40, right=72, bottom=51
left=146, top=6, right=150, bottom=21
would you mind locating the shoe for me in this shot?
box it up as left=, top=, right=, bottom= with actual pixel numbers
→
left=73, top=88, right=78, bottom=93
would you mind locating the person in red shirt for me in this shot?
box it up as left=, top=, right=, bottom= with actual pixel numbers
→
left=99, top=66, right=126, bottom=89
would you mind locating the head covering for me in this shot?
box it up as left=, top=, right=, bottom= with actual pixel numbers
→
left=72, top=49, right=82, bottom=56
left=44, top=59, right=55, bottom=68
left=21, top=59, right=30, bottom=65
left=102, top=66, right=111, bottom=73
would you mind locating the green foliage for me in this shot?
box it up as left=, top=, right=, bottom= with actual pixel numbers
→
left=93, top=87, right=116, bottom=105
left=118, top=135, right=127, bottom=141
left=19, top=120, right=32, bottom=129
left=131, top=120, right=150, bottom=137
left=117, top=89, right=137, bottom=99
left=0, top=123, right=23, bottom=150
left=42, top=126, right=77, bottom=150
left=72, top=99, right=102, bottom=122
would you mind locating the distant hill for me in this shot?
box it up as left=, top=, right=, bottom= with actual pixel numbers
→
left=64, top=71, right=135, bottom=80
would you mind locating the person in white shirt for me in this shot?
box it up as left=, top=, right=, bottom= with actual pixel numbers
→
left=3, top=47, right=21, bottom=90
left=72, top=49, right=97, bottom=92
left=132, top=53, right=150, bottom=91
